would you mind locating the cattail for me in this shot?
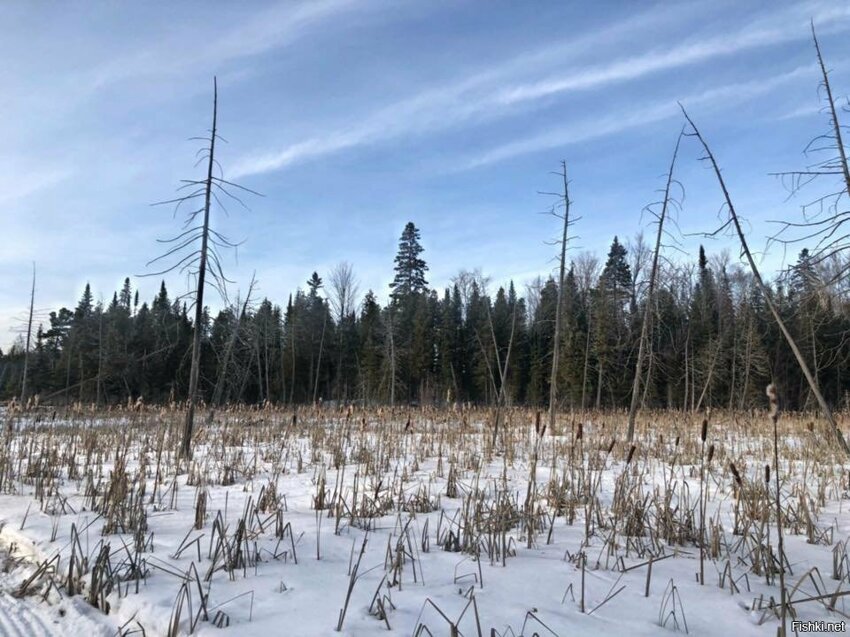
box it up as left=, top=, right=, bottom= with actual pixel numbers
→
left=764, top=464, right=771, bottom=484
left=292, top=413, right=297, bottom=426
left=626, top=445, right=637, bottom=465
left=606, top=438, right=616, bottom=455
left=729, top=462, right=742, bottom=485
left=540, top=423, right=547, bottom=438
left=535, top=411, right=541, bottom=435
left=674, top=435, right=680, bottom=448
left=576, top=422, right=583, bottom=441
left=707, top=444, right=715, bottom=464
left=700, top=418, right=708, bottom=443
left=766, top=383, right=779, bottom=423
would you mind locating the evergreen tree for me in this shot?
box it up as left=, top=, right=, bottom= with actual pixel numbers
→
left=390, top=222, right=428, bottom=300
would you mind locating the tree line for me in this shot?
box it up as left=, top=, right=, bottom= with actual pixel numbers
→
left=2, top=221, right=849, bottom=413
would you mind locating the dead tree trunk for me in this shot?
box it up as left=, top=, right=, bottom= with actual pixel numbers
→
left=682, top=106, right=850, bottom=457
left=627, top=133, right=681, bottom=440
left=20, top=263, right=35, bottom=405
left=548, top=163, right=571, bottom=430
left=313, top=313, right=327, bottom=404
left=181, top=79, right=218, bottom=460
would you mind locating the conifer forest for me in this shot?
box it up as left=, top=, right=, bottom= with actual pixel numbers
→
left=2, top=226, right=849, bottom=414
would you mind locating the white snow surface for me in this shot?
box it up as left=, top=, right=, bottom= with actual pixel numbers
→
left=0, top=410, right=849, bottom=636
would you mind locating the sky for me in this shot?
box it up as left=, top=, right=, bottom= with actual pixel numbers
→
left=2, top=0, right=850, bottom=348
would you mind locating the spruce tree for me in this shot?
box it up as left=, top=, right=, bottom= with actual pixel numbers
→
left=390, top=222, right=428, bottom=300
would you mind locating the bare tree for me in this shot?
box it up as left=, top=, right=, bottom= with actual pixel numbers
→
left=573, top=252, right=600, bottom=409
left=627, top=231, right=651, bottom=314
left=19, top=262, right=36, bottom=404
left=682, top=105, right=850, bottom=457
left=145, top=77, right=258, bottom=460
left=542, top=162, right=575, bottom=431
left=627, top=131, right=683, bottom=441
left=385, top=307, right=397, bottom=406
left=769, top=24, right=850, bottom=285
left=524, top=275, right=544, bottom=321
left=329, top=262, right=360, bottom=401
left=328, top=261, right=361, bottom=323
left=211, top=274, right=257, bottom=409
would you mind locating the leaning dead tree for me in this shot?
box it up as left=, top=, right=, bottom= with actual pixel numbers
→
left=769, top=24, right=850, bottom=286
left=543, top=162, right=575, bottom=431
left=681, top=106, right=850, bottom=457
left=145, top=77, right=258, bottom=460
left=19, top=262, right=36, bottom=404
left=626, top=132, right=683, bottom=441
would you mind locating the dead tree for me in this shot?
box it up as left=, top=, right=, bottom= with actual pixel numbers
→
left=384, top=307, right=397, bottom=407
left=681, top=106, right=850, bottom=457
left=19, top=262, right=36, bottom=404
left=627, top=131, right=683, bottom=441
left=543, top=162, right=575, bottom=431
left=329, top=261, right=360, bottom=401
left=769, top=25, right=850, bottom=286
left=211, top=274, right=257, bottom=408
left=490, top=299, right=517, bottom=446
left=146, top=77, right=258, bottom=460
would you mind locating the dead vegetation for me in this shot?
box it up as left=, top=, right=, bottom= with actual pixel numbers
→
left=0, top=402, right=849, bottom=634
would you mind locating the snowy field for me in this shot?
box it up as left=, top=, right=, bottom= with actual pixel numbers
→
left=1, top=405, right=849, bottom=636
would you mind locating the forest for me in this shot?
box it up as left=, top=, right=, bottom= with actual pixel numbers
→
left=2, top=223, right=848, bottom=413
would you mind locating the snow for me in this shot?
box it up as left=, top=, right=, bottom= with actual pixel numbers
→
left=0, top=409, right=849, bottom=636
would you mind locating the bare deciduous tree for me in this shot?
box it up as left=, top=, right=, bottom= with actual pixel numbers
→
left=328, top=261, right=361, bottom=324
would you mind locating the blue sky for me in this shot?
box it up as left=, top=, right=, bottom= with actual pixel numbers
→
left=2, top=0, right=849, bottom=347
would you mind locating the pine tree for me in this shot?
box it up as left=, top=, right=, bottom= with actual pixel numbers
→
left=594, top=237, right=633, bottom=407
left=390, top=222, right=428, bottom=300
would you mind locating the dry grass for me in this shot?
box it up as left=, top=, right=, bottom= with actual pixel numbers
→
left=1, top=402, right=849, bottom=634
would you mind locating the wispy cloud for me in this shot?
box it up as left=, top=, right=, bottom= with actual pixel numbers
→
left=495, top=3, right=849, bottom=105
left=84, top=0, right=363, bottom=92
left=0, top=164, right=71, bottom=207
left=462, top=65, right=818, bottom=169
left=230, top=1, right=849, bottom=178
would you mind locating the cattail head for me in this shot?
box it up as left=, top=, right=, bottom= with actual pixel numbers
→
left=729, top=462, right=742, bottom=485
left=766, top=383, right=780, bottom=423
left=607, top=438, right=616, bottom=455
left=707, top=444, right=715, bottom=464
left=576, top=422, right=583, bottom=441
left=700, top=418, right=708, bottom=443
left=535, top=411, right=541, bottom=435
left=764, top=464, right=771, bottom=484
left=626, top=444, right=637, bottom=465
left=674, top=435, right=680, bottom=448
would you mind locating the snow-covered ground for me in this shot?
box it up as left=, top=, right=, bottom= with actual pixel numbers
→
left=0, top=407, right=849, bottom=636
